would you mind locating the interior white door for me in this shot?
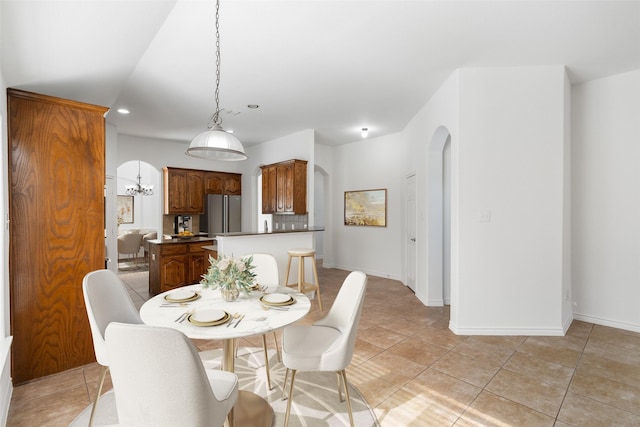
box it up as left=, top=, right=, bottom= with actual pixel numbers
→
left=406, top=174, right=417, bottom=291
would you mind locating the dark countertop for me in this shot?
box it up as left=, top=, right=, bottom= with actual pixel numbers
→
left=214, top=226, right=325, bottom=238
left=148, top=236, right=215, bottom=245
left=148, top=227, right=324, bottom=244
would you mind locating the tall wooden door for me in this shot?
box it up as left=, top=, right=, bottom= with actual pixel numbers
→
left=8, top=89, right=108, bottom=384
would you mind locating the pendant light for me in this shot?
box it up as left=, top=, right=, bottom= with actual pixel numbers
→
left=187, top=0, right=247, bottom=161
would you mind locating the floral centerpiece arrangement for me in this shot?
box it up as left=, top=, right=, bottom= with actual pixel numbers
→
left=200, top=254, right=256, bottom=301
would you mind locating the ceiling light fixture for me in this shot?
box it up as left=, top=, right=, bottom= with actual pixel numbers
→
left=125, top=161, right=154, bottom=196
left=361, top=127, right=369, bottom=138
left=117, top=108, right=130, bottom=115
left=186, top=0, right=247, bottom=161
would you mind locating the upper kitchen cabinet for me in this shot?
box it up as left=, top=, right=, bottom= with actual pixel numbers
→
left=163, top=167, right=204, bottom=214
left=261, top=159, right=307, bottom=214
left=203, top=171, right=242, bottom=195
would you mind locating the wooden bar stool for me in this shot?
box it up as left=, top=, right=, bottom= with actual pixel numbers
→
left=284, top=248, right=323, bottom=311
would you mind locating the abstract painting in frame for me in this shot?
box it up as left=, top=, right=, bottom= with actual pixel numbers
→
left=117, top=195, right=134, bottom=224
left=344, top=189, right=387, bottom=227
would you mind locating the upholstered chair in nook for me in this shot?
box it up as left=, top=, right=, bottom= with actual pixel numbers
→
left=82, top=269, right=143, bottom=427
left=105, top=322, right=239, bottom=427
left=117, top=232, right=143, bottom=268
left=281, top=271, right=368, bottom=427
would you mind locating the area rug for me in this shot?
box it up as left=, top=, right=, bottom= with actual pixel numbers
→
left=70, top=347, right=379, bottom=427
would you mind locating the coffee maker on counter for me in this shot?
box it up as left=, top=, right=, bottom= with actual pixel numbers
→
left=174, top=215, right=191, bottom=234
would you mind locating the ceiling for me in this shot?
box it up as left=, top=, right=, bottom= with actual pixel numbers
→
left=2, top=1, right=639, bottom=147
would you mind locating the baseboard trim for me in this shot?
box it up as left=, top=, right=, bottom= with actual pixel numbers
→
left=573, top=313, right=640, bottom=333
left=449, top=323, right=566, bottom=336
left=325, top=263, right=401, bottom=282
left=1, top=336, right=13, bottom=427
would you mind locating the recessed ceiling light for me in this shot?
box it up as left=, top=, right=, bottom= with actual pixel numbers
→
left=247, top=104, right=259, bottom=109
left=117, top=108, right=130, bottom=115
left=361, top=127, right=369, bottom=138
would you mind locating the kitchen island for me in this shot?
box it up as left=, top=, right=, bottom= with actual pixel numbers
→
left=147, top=237, right=216, bottom=295
left=206, top=227, right=324, bottom=286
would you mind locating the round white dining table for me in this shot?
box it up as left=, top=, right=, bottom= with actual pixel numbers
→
left=140, top=284, right=311, bottom=427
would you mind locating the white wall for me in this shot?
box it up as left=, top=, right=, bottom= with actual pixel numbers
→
left=116, top=160, right=162, bottom=234
left=330, top=133, right=405, bottom=280
left=402, top=71, right=460, bottom=306
left=453, top=66, right=569, bottom=335
left=572, top=70, right=640, bottom=332
left=242, top=129, right=315, bottom=232
left=0, top=35, right=14, bottom=423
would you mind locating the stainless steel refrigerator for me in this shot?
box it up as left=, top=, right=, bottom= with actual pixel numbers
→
left=201, top=194, right=241, bottom=235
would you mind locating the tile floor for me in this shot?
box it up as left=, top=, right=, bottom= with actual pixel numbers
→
left=7, top=265, right=640, bottom=426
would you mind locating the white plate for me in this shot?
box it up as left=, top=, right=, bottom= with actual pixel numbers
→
left=190, top=309, right=226, bottom=324
left=262, top=293, right=292, bottom=304
left=165, top=289, right=197, bottom=301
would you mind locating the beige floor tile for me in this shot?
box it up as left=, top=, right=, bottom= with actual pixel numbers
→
left=387, top=339, right=450, bottom=368
left=557, top=392, right=640, bottom=426
left=412, top=325, right=469, bottom=350
left=358, top=324, right=409, bottom=349
left=577, top=352, right=640, bottom=389
left=350, top=364, right=402, bottom=408
left=569, top=366, right=640, bottom=415
left=501, top=351, right=574, bottom=390
left=584, top=333, right=640, bottom=367
left=485, top=369, right=566, bottom=417
left=357, top=351, right=427, bottom=387
left=517, top=337, right=582, bottom=368
left=403, top=369, right=482, bottom=417
left=432, top=351, right=501, bottom=388
left=375, top=388, right=460, bottom=427
left=452, top=337, right=516, bottom=366
left=456, top=391, right=555, bottom=427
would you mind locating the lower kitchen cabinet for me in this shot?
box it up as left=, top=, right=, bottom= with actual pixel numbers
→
left=148, top=238, right=215, bottom=295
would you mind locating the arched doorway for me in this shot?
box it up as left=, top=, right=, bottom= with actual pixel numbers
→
left=427, top=127, right=452, bottom=305
left=110, top=160, right=162, bottom=271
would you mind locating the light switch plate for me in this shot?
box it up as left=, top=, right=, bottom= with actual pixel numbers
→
left=479, top=210, right=491, bottom=222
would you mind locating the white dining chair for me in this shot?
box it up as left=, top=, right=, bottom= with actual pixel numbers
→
left=243, top=253, right=281, bottom=390
left=281, top=271, right=367, bottom=427
left=105, top=322, right=239, bottom=427
left=82, top=269, right=143, bottom=427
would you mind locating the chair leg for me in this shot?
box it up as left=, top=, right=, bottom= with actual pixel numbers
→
left=88, top=365, right=109, bottom=427
left=336, top=372, right=344, bottom=402
left=262, top=334, right=272, bottom=390
left=284, top=369, right=297, bottom=427
left=272, top=331, right=281, bottom=362
left=282, top=368, right=290, bottom=400
left=284, top=254, right=293, bottom=287
left=310, top=255, right=322, bottom=310
left=340, top=369, right=355, bottom=427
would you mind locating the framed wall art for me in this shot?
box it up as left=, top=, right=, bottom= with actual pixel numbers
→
left=344, top=189, right=387, bottom=227
left=117, top=195, right=134, bottom=224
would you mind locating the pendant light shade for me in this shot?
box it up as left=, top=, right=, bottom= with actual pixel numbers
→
left=186, top=0, right=247, bottom=161
left=187, top=125, right=247, bottom=161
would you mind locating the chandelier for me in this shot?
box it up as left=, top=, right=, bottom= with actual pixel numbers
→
left=186, top=0, right=247, bottom=161
left=125, top=161, right=154, bottom=196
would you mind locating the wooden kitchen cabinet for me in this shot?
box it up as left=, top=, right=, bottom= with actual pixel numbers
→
left=261, top=165, right=277, bottom=213
left=163, top=167, right=204, bottom=214
left=261, top=159, right=307, bottom=214
left=204, top=171, right=242, bottom=195
left=148, top=239, right=214, bottom=295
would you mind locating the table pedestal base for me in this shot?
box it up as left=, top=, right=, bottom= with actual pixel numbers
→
left=232, top=390, right=273, bottom=427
